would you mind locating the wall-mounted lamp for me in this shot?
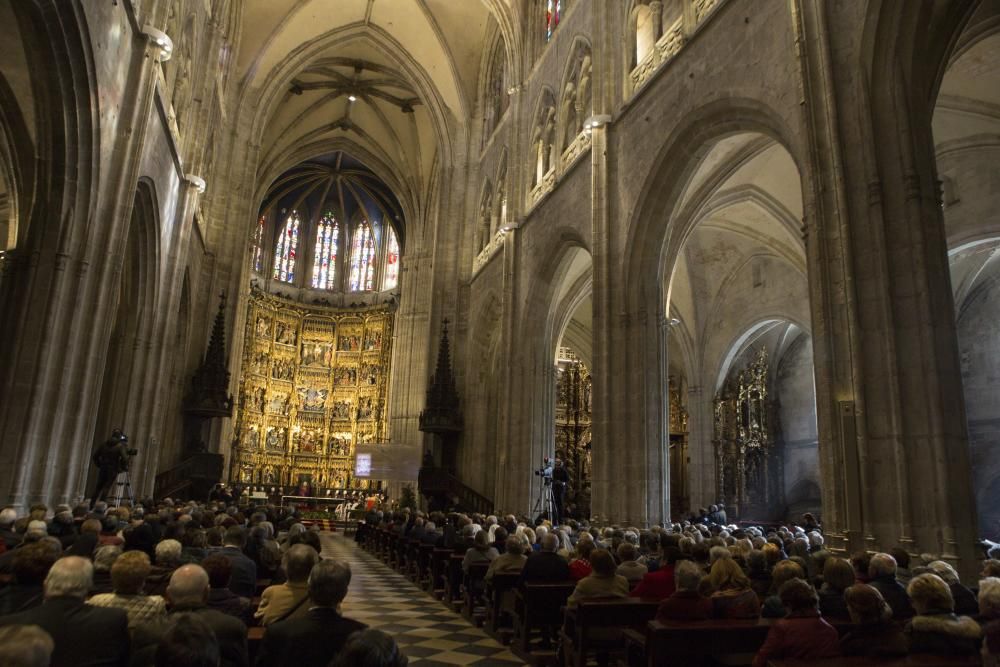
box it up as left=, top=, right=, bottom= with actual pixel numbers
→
left=141, top=25, right=173, bottom=62
left=348, top=94, right=358, bottom=102
left=584, top=114, right=612, bottom=129
left=667, top=317, right=681, bottom=327
left=185, top=175, right=207, bottom=194
left=498, top=221, right=520, bottom=235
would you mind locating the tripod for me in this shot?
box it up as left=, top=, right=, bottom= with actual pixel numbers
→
left=109, top=468, right=135, bottom=507
left=532, top=478, right=557, bottom=524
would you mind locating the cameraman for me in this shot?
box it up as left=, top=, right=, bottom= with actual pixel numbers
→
left=90, top=429, right=129, bottom=507
left=552, top=458, right=569, bottom=524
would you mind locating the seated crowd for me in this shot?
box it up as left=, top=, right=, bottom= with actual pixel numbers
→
left=3, top=497, right=1000, bottom=667
left=372, top=505, right=1000, bottom=665
left=0, top=501, right=405, bottom=667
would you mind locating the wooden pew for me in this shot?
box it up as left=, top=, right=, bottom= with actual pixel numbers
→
left=512, top=581, right=577, bottom=654
left=417, top=543, right=435, bottom=589
left=247, top=625, right=264, bottom=665
left=461, top=561, right=491, bottom=625
left=632, top=618, right=855, bottom=667
left=429, top=548, right=452, bottom=598
left=404, top=538, right=421, bottom=581
left=560, top=598, right=660, bottom=667
left=485, top=572, right=522, bottom=637
left=769, top=657, right=982, bottom=667
left=443, top=553, right=466, bottom=610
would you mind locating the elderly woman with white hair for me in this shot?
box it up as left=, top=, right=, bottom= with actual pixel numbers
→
left=980, top=577, right=1000, bottom=666
left=905, top=573, right=981, bottom=656
left=928, top=560, right=979, bottom=616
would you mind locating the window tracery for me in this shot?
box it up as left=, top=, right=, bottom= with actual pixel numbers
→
left=560, top=43, right=593, bottom=149
left=483, top=39, right=508, bottom=142
left=349, top=222, right=376, bottom=292
left=311, top=212, right=339, bottom=290
left=252, top=215, right=265, bottom=273
left=546, top=0, right=562, bottom=41
left=382, top=227, right=400, bottom=290
left=530, top=92, right=558, bottom=188
left=273, top=211, right=300, bottom=283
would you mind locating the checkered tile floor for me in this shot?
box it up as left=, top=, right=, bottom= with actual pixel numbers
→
left=320, top=533, right=525, bottom=665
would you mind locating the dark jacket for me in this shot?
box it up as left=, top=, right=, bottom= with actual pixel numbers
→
left=869, top=574, right=915, bottom=620
left=214, top=546, right=258, bottom=598
left=207, top=587, right=254, bottom=626
left=751, top=610, right=840, bottom=667
left=950, top=582, right=980, bottom=616
left=710, top=588, right=761, bottom=619
left=255, top=607, right=366, bottom=667
left=905, top=610, right=982, bottom=656
left=131, top=604, right=248, bottom=667
left=840, top=621, right=909, bottom=657
left=0, top=595, right=129, bottom=667
left=519, top=551, right=570, bottom=583
left=655, top=590, right=712, bottom=622
left=817, top=585, right=850, bottom=619
left=0, top=583, right=44, bottom=615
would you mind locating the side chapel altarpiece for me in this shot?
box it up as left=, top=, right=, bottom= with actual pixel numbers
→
left=230, top=289, right=394, bottom=490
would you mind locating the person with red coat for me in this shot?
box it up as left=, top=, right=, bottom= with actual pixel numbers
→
left=631, top=548, right=680, bottom=601
left=752, top=578, right=840, bottom=667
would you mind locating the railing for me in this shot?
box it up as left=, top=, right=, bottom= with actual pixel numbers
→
left=418, top=466, right=495, bottom=516
left=153, top=452, right=224, bottom=501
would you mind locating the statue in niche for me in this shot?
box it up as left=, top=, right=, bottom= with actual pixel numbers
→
left=561, top=82, right=577, bottom=146
left=275, top=322, right=297, bottom=346
left=331, top=400, right=352, bottom=421
left=576, top=54, right=592, bottom=133
left=334, top=367, right=357, bottom=386
left=357, top=397, right=373, bottom=420
left=245, top=427, right=260, bottom=450
left=363, top=364, right=379, bottom=385
left=364, top=330, right=382, bottom=350
left=255, top=315, right=270, bottom=339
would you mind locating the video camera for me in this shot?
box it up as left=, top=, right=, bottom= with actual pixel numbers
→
left=533, top=457, right=553, bottom=484
left=117, top=433, right=138, bottom=457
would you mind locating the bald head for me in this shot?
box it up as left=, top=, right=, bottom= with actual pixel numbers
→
left=541, top=533, right=560, bottom=552
left=166, top=564, right=210, bottom=606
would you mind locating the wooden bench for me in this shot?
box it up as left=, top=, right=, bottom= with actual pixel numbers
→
left=461, top=562, right=490, bottom=625
left=628, top=617, right=856, bottom=667
left=430, top=548, right=452, bottom=597
left=443, top=553, right=466, bottom=610
left=485, top=572, right=522, bottom=637
left=247, top=625, right=264, bottom=665
left=417, top=543, right=435, bottom=589
left=512, top=581, right=577, bottom=654
left=561, top=598, right=660, bottom=667
left=769, top=657, right=982, bottom=667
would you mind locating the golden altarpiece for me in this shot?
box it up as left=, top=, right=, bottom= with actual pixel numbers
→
left=552, top=351, right=691, bottom=520
left=713, top=348, right=783, bottom=519
left=230, top=289, right=394, bottom=492
left=554, top=348, right=592, bottom=519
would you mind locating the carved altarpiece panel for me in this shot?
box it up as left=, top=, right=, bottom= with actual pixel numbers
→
left=231, top=289, right=394, bottom=491
left=554, top=348, right=592, bottom=519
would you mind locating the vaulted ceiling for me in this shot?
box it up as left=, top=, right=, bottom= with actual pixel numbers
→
left=237, top=0, right=499, bottom=213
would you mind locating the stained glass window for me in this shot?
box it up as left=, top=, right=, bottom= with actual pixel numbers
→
left=311, top=212, right=339, bottom=290
left=546, top=0, right=561, bottom=41
left=349, top=222, right=376, bottom=291
left=382, top=226, right=400, bottom=290
left=252, top=215, right=265, bottom=272
left=273, top=210, right=300, bottom=283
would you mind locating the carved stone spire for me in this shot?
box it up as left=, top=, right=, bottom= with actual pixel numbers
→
left=186, top=292, right=233, bottom=418
left=419, top=318, right=462, bottom=434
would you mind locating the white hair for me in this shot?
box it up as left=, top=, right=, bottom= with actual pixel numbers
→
left=980, top=577, right=1000, bottom=616
left=929, top=561, right=960, bottom=585
left=808, top=531, right=824, bottom=547
left=0, top=508, right=16, bottom=526
left=45, top=556, right=93, bottom=598
left=155, top=539, right=183, bottom=564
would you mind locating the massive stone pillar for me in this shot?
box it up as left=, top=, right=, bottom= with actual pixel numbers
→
left=796, top=1, right=979, bottom=578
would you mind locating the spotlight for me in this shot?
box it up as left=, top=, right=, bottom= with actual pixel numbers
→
left=348, top=94, right=357, bottom=102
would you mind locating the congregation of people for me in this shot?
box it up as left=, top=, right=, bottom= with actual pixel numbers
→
left=0, top=501, right=405, bottom=667
left=4, top=496, right=1000, bottom=666
left=371, top=506, right=1000, bottom=666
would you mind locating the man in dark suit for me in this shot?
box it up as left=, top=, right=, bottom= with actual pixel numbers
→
left=520, top=533, right=570, bottom=583
left=214, top=526, right=257, bottom=598
left=256, top=558, right=366, bottom=667
left=0, top=555, right=129, bottom=667
left=131, top=563, right=248, bottom=667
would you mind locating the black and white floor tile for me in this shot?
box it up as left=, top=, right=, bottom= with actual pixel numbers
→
left=320, top=533, right=525, bottom=666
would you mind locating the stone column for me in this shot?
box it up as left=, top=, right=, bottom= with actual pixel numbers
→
left=795, top=1, right=979, bottom=578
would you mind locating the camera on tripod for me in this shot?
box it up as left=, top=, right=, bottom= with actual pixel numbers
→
left=119, top=434, right=138, bottom=457
left=533, top=457, right=553, bottom=485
